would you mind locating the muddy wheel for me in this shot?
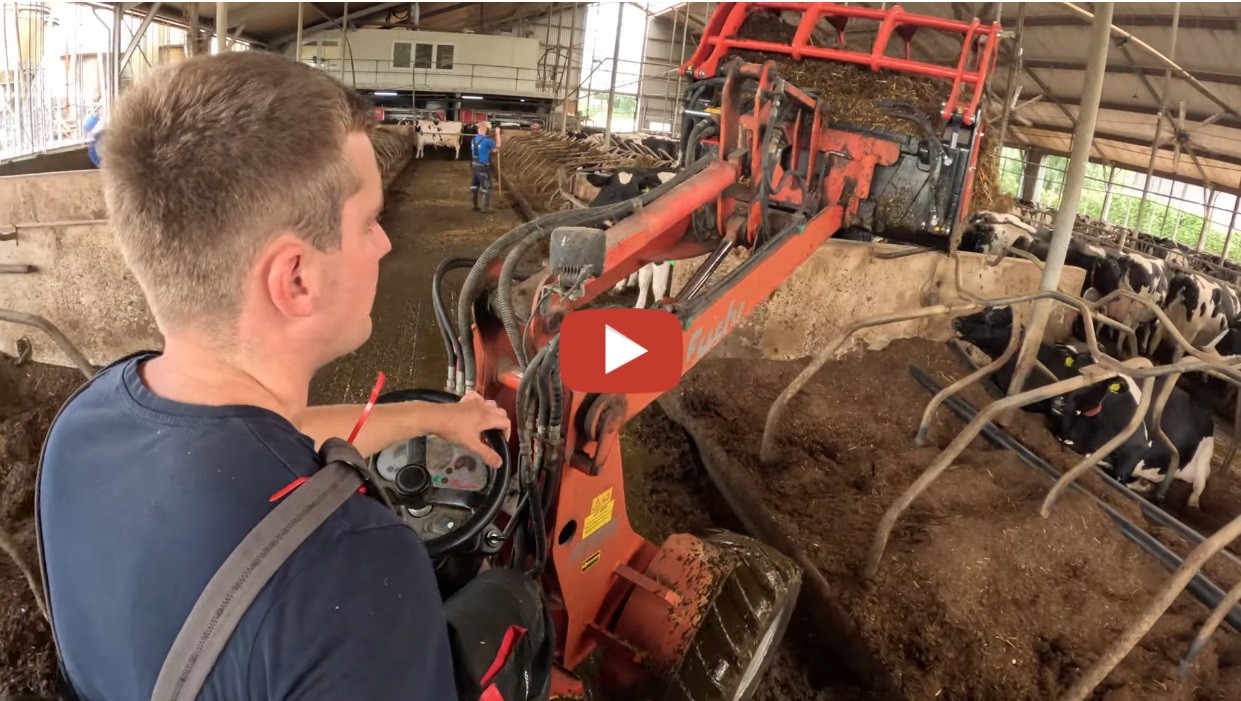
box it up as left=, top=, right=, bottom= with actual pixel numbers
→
left=661, top=530, right=800, bottom=701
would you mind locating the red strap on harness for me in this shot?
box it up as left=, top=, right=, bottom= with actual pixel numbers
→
left=477, top=625, right=528, bottom=700
left=269, top=372, right=385, bottom=502
left=348, top=371, right=386, bottom=443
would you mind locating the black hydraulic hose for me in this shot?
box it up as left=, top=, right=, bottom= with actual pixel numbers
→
left=544, top=339, right=563, bottom=429
left=497, top=233, right=545, bottom=369
left=459, top=155, right=717, bottom=390
left=526, top=474, right=548, bottom=576
left=433, top=257, right=475, bottom=390
left=909, top=365, right=1241, bottom=635
left=680, top=77, right=725, bottom=159
left=877, top=99, right=943, bottom=227
left=682, top=114, right=715, bottom=168
left=540, top=340, right=563, bottom=518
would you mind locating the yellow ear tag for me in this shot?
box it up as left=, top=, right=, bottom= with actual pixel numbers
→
left=1064, top=356, right=1074, bottom=367
left=1108, top=382, right=1123, bottom=393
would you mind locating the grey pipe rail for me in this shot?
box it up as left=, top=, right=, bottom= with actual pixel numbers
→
left=0, top=308, right=94, bottom=379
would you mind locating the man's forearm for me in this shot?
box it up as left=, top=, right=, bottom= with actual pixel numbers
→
left=300, top=402, right=443, bottom=457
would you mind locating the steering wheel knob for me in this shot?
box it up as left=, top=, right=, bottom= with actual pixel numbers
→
left=394, top=463, right=432, bottom=498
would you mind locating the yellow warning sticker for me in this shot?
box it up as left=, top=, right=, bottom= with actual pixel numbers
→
left=582, top=488, right=615, bottom=539
left=581, top=550, right=602, bottom=572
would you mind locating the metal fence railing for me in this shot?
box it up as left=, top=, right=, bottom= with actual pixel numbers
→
left=304, top=57, right=558, bottom=98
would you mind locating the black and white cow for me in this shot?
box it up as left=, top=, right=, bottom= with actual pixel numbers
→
left=959, top=211, right=1042, bottom=257
left=953, top=306, right=1091, bottom=415
left=1156, top=273, right=1241, bottom=351
left=1054, top=375, right=1214, bottom=507
left=1085, top=252, right=1171, bottom=356
left=585, top=168, right=677, bottom=207
left=586, top=168, right=678, bottom=308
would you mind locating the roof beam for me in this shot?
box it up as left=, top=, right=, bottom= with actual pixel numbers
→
left=271, top=2, right=407, bottom=47
left=1016, top=122, right=1241, bottom=170
left=1020, top=57, right=1241, bottom=88
left=1000, top=13, right=1236, bottom=30
left=1022, top=93, right=1241, bottom=131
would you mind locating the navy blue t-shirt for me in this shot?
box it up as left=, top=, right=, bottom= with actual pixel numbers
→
left=471, top=134, right=496, bottom=165
left=39, top=355, right=456, bottom=700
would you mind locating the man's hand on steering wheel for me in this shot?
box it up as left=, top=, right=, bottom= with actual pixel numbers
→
left=433, top=391, right=510, bottom=467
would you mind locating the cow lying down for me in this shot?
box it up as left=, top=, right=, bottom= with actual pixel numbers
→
left=954, top=307, right=1214, bottom=506
left=1053, top=376, right=1214, bottom=508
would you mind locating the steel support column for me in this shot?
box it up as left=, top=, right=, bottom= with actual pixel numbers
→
left=559, top=4, right=578, bottom=132
left=186, top=3, right=198, bottom=58
left=1020, top=148, right=1044, bottom=202
left=215, top=2, right=228, bottom=54
left=1100, top=165, right=1116, bottom=220
left=295, top=3, right=303, bottom=61
left=602, top=2, right=624, bottom=145
left=1009, top=2, right=1113, bottom=396
left=1198, top=187, right=1217, bottom=252
left=1224, top=179, right=1241, bottom=263
left=111, top=3, right=123, bottom=98
left=1130, top=2, right=1180, bottom=248
left=341, top=1, right=349, bottom=82
left=996, top=2, right=1026, bottom=149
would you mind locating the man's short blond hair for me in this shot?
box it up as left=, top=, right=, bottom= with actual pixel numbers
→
left=103, top=51, right=372, bottom=331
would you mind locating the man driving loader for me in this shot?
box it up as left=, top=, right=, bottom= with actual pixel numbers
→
left=37, top=52, right=549, bottom=700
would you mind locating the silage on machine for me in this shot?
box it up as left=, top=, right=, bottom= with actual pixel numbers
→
left=730, top=9, right=1006, bottom=214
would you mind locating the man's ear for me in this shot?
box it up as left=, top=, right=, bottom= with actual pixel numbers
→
left=261, top=233, right=316, bottom=319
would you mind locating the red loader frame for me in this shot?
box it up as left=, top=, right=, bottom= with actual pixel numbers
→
left=459, top=4, right=1001, bottom=697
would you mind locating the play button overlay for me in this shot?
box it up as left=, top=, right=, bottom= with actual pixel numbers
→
left=604, top=324, right=647, bottom=374
left=562, top=309, right=682, bottom=393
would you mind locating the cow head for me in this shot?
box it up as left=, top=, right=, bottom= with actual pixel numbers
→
left=953, top=306, right=1015, bottom=358
left=1053, top=376, right=1142, bottom=454
left=584, top=171, right=615, bottom=188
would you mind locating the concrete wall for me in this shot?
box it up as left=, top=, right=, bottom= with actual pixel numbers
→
left=0, top=170, right=159, bottom=367
left=293, top=28, right=554, bottom=98
left=674, top=240, right=1087, bottom=362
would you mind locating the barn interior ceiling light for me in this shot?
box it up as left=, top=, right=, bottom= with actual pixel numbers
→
left=463, top=95, right=484, bottom=100
left=374, top=91, right=398, bottom=96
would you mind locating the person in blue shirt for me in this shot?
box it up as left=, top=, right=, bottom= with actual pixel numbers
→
left=83, top=106, right=104, bottom=167
left=38, top=52, right=550, bottom=700
left=470, top=121, right=501, bottom=213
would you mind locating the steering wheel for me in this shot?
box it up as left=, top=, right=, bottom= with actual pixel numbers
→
left=368, top=389, right=511, bottom=559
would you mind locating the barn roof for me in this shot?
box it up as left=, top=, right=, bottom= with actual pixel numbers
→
left=139, top=2, right=1241, bottom=192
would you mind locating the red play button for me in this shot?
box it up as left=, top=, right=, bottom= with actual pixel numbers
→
left=560, top=309, right=682, bottom=394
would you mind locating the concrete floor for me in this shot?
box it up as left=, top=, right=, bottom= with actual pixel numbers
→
left=310, top=153, right=523, bottom=404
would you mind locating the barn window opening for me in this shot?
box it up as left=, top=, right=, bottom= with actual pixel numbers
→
left=414, top=42, right=434, bottom=69
left=393, top=41, right=412, bottom=68
left=436, top=44, right=454, bottom=70
left=578, top=2, right=647, bottom=132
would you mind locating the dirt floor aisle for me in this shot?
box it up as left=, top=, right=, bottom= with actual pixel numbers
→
left=311, top=153, right=523, bottom=404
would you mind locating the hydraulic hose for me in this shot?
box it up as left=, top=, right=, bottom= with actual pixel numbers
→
left=497, top=234, right=546, bottom=369
left=683, top=116, right=716, bottom=169
left=539, top=339, right=563, bottom=518
left=458, top=155, right=717, bottom=390
left=432, top=257, right=475, bottom=391
left=679, top=77, right=725, bottom=160
left=514, top=343, right=552, bottom=575
left=877, top=99, right=944, bottom=228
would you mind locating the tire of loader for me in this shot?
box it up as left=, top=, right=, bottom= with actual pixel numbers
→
left=661, top=530, right=801, bottom=701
